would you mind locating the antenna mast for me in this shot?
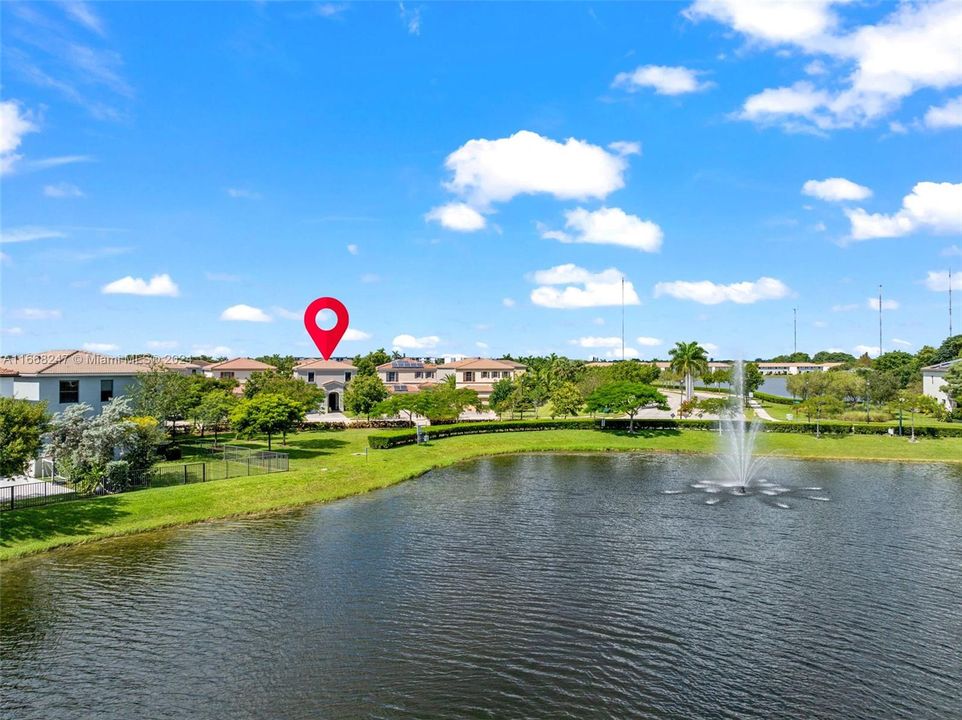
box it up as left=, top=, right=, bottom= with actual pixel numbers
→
left=621, top=276, right=625, bottom=361
left=878, top=284, right=883, bottom=357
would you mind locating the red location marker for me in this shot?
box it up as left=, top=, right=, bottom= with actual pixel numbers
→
left=304, top=297, right=349, bottom=360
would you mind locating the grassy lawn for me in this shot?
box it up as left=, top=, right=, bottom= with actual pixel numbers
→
left=2, top=427, right=960, bottom=562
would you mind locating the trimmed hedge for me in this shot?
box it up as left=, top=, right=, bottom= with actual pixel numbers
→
left=753, top=391, right=796, bottom=405
left=368, top=416, right=962, bottom=448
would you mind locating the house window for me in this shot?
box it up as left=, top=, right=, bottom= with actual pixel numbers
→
left=307, top=372, right=315, bottom=383
left=481, top=371, right=489, bottom=379
left=387, top=371, right=398, bottom=382
left=426, top=372, right=435, bottom=379
left=491, top=372, right=500, bottom=379
left=464, top=371, right=474, bottom=382
left=344, top=372, right=353, bottom=382
left=59, top=380, right=79, bottom=404
left=100, top=379, right=114, bottom=402
left=220, top=371, right=234, bottom=379
left=415, top=371, right=423, bottom=379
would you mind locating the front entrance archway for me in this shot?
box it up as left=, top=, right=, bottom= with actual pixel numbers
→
left=327, top=392, right=340, bottom=412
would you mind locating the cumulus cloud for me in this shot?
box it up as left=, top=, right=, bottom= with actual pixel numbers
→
left=612, top=65, right=712, bottom=95
left=475, top=341, right=489, bottom=349
left=868, top=297, right=899, bottom=311
left=344, top=328, right=372, bottom=341
left=0, top=226, right=67, bottom=244
left=572, top=336, right=622, bottom=349
left=699, top=0, right=962, bottom=131
left=529, top=264, right=640, bottom=309
left=540, top=207, right=662, bottom=252
left=347, top=243, right=359, bottom=255
left=802, top=177, right=872, bottom=202
left=502, top=298, right=516, bottom=307
left=845, top=182, right=962, bottom=240
left=43, top=182, right=85, bottom=198
left=0, top=100, right=38, bottom=175
left=392, top=334, right=440, bottom=350
left=605, top=347, right=640, bottom=359
left=441, top=130, right=628, bottom=208
left=636, top=336, right=663, bottom=347
left=425, top=202, right=486, bottom=232
left=1, top=326, right=23, bottom=336
left=220, top=304, right=272, bottom=322
left=924, top=96, right=962, bottom=128
left=193, top=345, right=233, bottom=357
left=146, top=340, right=178, bottom=350
left=102, top=273, right=179, bottom=297
left=608, top=141, right=641, bottom=156
left=653, top=277, right=791, bottom=304
left=854, top=344, right=880, bottom=357
left=924, top=270, right=962, bottom=292
left=84, top=342, right=119, bottom=352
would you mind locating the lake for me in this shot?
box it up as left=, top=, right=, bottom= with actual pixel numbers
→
left=2, top=454, right=961, bottom=719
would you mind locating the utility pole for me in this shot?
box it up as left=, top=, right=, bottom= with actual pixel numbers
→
left=878, top=284, right=883, bottom=357
left=621, top=276, right=625, bottom=361
left=793, top=307, right=797, bottom=356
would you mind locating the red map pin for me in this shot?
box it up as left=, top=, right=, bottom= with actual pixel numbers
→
left=304, top=297, right=349, bottom=360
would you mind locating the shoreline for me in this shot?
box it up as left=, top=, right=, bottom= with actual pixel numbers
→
left=2, top=429, right=960, bottom=563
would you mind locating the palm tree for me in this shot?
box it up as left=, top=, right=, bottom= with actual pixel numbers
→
left=668, top=341, right=709, bottom=402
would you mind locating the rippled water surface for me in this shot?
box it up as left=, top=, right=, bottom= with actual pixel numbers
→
left=3, top=454, right=962, bottom=719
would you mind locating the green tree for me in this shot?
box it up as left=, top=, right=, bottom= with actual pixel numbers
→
left=742, top=362, right=763, bottom=395
left=797, top=394, right=844, bottom=437
left=769, top=352, right=812, bottom=363
left=668, top=341, right=709, bottom=401
left=191, top=390, right=238, bottom=441
left=255, top=354, right=297, bottom=375
left=231, top=393, right=304, bottom=449
left=243, top=371, right=324, bottom=412
left=585, top=382, right=669, bottom=432
left=0, top=398, right=50, bottom=476
left=353, top=348, right=392, bottom=376
left=944, top=362, right=962, bottom=406
left=549, top=382, right=583, bottom=418
left=130, top=369, right=191, bottom=440
left=609, top=361, right=661, bottom=385
left=933, top=335, right=962, bottom=363
left=344, top=374, right=389, bottom=419
left=874, top=350, right=918, bottom=388
left=813, top=350, right=856, bottom=364
left=487, top=378, right=514, bottom=419
left=374, top=393, right=424, bottom=423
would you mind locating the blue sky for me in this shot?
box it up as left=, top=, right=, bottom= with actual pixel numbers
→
left=1, top=1, right=960, bottom=361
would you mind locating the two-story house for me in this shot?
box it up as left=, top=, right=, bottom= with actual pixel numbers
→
left=435, top=358, right=526, bottom=402
left=292, top=359, right=357, bottom=412
left=922, top=359, right=959, bottom=411
left=376, top=358, right=440, bottom=394
left=203, top=358, right=276, bottom=389
left=0, top=350, right=145, bottom=415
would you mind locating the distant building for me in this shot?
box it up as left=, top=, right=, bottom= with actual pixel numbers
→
left=377, top=358, right=440, bottom=394
left=292, top=359, right=356, bottom=412
left=203, top=358, right=276, bottom=387
left=0, top=350, right=146, bottom=415
left=922, top=359, right=959, bottom=411
left=754, top=362, right=844, bottom=376
left=435, top=358, right=526, bottom=402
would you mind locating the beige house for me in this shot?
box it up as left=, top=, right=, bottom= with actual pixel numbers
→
left=377, top=358, right=440, bottom=394
left=204, top=358, right=276, bottom=386
left=922, top=359, right=959, bottom=411
left=293, top=359, right=357, bottom=412
left=436, top=358, right=526, bottom=401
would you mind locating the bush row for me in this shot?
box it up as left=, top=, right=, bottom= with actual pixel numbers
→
left=368, top=416, right=962, bottom=448
left=752, top=391, right=796, bottom=405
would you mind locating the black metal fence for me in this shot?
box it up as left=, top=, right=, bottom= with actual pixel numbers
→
left=2, top=449, right=289, bottom=512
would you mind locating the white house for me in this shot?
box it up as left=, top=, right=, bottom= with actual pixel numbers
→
left=435, top=358, right=526, bottom=402
left=922, top=359, right=959, bottom=411
left=0, top=350, right=145, bottom=415
left=293, top=359, right=357, bottom=412
left=204, top=358, right=276, bottom=387
left=377, top=358, right=440, bottom=394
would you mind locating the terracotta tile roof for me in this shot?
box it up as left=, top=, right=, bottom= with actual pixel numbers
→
left=294, top=359, right=358, bottom=371
left=0, top=365, right=18, bottom=376
left=207, top=358, right=277, bottom=372
left=0, top=350, right=148, bottom=376
left=437, top=358, right=526, bottom=371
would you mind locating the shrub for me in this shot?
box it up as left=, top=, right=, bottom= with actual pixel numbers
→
left=104, top=460, right=130, bottom=491
left=753, top=392, right=796, bottom=405
left=162, top=445, right=182, bottom=461
left=840, top=410, right=892, bottom=423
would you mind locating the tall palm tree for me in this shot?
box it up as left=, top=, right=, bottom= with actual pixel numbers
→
left=668, top=341, right=709, bottom=401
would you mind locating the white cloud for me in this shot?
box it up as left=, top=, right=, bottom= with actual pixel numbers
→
left=475, top=341, right=489, bottom=349
left=43, top=182, right=85, bottom=198
left=653, top=276, right=791, bottom=304
left=573, top=336, right=622, bottom=348
left=925, top=96, right=962, bottom=128
left=685, top=0, right=841, bottom=45
left=832, top=303, right=859, bottom=312
left=530, top=264, right=640, bottom=309
left=540, top=207, right=662, bottom=252
left=61, top=1, right=107, bottom=36
left=146, top=340, right=178, bottom=350
left=923, top=271, right=962, bottom=292
left=344, top=328, right=372, bottom=341
left=226, top=187, right=261, bottom=200
left=392, top=334, right=440, bottom=350
left=802, top=177, right=872, bottom=202
left=220, top=304, right=272, bottom=322
left=714, top=0, right=962, bottom=131
left=1, top=326, right=24, bottom=336
left=271, top=306, right=301, bottom=320
left=702, top=342, right=720, bottom=353
left=605, top=347, right=639, bottom=359
left=399, top=2, right=421, bottom=35
left=891, top=338, right=913, bottom=347
left=845, top=182, right=962, bottom=240
left=868, top=297, right=899, bottom=311
left=25, top=155, right=94, bottom=171
left=425, top=202, right=486, bottom=232
left=441, top=130, right=628, bottom=208
left=102, top=273, right=179, bottom=297
left=608, top=141, right=641, bottom=156
left=0, top=100, right=38, bottom=175
left=14, top=308, right=62, bottom=320
left=593, top=317, right=605, bottom=326
left=854, top=344, right=880, bottom=357
left=636, top=336, right=663, bottom=347
left=502, top=298, right=516, bottom=308
left=192, top=345, right=233, bottom=357
left=347, top=243, right=359, bottom=255
left=612, top=65, right=712, bottom=95
left=314, top=3, right=348, bottom=18
left=0, top=226, right=67, bottom=244
left=83, top=342, right=119, bottom=352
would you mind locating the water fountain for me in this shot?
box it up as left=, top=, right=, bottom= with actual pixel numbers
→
left=718, top=360, right=765, bottom=492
